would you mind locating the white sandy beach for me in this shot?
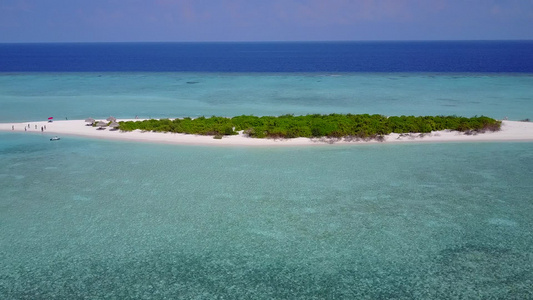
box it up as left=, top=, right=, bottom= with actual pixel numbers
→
left=1, top=119, right=532, bottom=146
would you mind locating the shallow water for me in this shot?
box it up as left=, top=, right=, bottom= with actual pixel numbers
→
left=1, top=73, right=532, bottom=122
left=1, top=133, right=532, bottom=298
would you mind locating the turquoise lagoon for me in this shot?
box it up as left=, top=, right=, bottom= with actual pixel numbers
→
left=1, top=73, right=532, bottom=299
left=1, top=73, right=533, bottom=122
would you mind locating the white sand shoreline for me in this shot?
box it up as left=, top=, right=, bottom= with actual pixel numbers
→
left=1, top=119, right=533, bottom=147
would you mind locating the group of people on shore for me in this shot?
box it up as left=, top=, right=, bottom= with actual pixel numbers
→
left=14, top=124, right=47, bottom=132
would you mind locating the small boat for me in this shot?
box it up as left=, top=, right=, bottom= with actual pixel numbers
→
left=50, top=136, right=60, bottom=141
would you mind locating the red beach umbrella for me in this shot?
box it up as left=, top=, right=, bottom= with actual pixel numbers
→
left=48, top=117, right=53, bottom=120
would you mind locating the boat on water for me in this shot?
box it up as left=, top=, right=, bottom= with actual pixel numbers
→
left=50, top=136, right=60, bottom=141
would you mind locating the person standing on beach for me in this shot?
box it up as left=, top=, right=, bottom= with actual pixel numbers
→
left=12, top=125, right=14, bottom=130
left=41, top=126, right=43, bottom=132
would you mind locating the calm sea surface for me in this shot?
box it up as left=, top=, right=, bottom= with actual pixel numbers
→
left=1, top=42, right=532, bottom=299
left=2, top=41, right=533, bottom=72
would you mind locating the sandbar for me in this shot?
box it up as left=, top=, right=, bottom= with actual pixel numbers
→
left=1, top=119, right=532, bottom=147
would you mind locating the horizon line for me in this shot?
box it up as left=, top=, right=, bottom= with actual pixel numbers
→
left=1, top=39, right=532, bottom=45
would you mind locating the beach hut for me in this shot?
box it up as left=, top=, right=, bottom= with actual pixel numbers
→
left=85, top=118, right=95, bottom=125
left=109, top=121, right=120, bottom=130
left=96, top=121, right=108, bottom=130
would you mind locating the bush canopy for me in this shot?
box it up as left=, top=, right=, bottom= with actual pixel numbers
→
left=118, top=114, right=501, bottom=139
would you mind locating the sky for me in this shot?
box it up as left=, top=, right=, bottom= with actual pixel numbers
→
left=1, top=0, right=532, bottom=42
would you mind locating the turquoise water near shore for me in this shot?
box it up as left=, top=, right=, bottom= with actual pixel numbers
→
left=1, top=73, right=533, bottom=298
left=1, top=73, right=533, bottom=122
left=1, top=134, right=532, bottom=298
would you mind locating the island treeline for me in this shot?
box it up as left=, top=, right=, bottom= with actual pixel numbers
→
left=118, top=114, right=501, bottom=139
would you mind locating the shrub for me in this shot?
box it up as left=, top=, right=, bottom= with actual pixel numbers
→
left=117, top=114, right=501, bottom=140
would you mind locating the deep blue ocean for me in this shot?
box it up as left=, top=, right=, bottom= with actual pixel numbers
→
left=1, top=42, right=533, bottom=299
left=1, top=41, right=533, bottom=72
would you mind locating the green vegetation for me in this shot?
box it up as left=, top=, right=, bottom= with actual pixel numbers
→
left=118, top=114, right=501, bottom=140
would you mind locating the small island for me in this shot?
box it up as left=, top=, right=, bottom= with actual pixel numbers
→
left=4, top=115, right=532, bottom=147
left=118, top=114, right=502, bottom=140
